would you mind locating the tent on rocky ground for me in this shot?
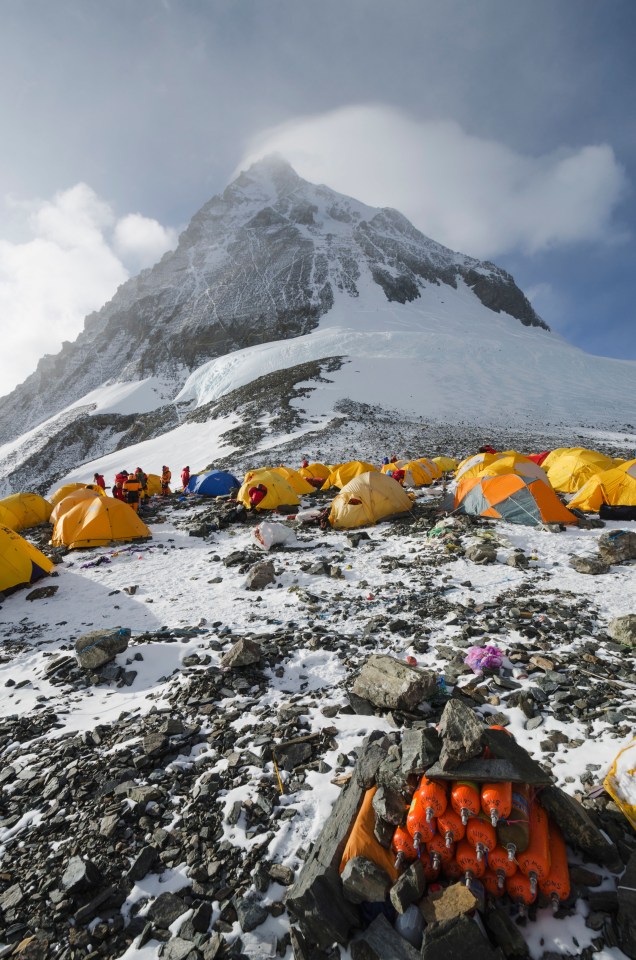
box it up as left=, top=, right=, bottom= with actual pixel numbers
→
left=415, top=457, right=442, bottom=480
left=322, top=461, right=377, bottom=491
left=0, top=524, right=54, bottom=593
left=236, top=471, right=300, bottom=511
left=455, top=451, right=521, bottom=483
left=51, top=497, right=151, bottom=550
left=471, top=453, right=550, bottom=486
left=50, top=488, right=104, bottom=525
left=432, top=456, right=458, bottom=473
left=299, top=462, right=331, bottom=487
left=0, top=493, right=53, bottom=531
left=543, top=448, right=615, bottom=493
left=527, top=451, right=551, bottom=466
left=145, top=474, right=162, bottom=496
left=187, top=470, right=240, bottom=496
left=329, top=471, right=413, bottom=529
left=381, top=460, right=434, bottom=487
left=454, top=474, right=578, bottom=527
left=569, top=459, right=636, bottom=513
left=271, top=466, right=316, bottom=495
left=50, top=483, right=104, bottom=507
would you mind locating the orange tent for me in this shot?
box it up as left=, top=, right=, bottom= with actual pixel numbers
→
left=455, top=474, right=578, bottom=526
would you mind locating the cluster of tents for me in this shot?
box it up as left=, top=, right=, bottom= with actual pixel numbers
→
left=1, top=445, right=634, bottom=595
left=452, top=447, right=636, bottom=527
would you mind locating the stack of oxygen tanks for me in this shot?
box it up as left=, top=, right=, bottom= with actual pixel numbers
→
left=392, top=777, right=570, bottom=915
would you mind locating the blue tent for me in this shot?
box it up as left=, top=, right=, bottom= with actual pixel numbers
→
left=187, top=471, right=240, bottom=497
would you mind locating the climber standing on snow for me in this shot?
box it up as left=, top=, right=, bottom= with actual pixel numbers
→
left=161, top=465, right=172, bottom=497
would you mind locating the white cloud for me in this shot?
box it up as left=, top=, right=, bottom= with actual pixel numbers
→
left=241, top=105, right=629, bottom=259
left=0, top=185, right=176, bottom=396
left=114, top=214, right=177, bottom=270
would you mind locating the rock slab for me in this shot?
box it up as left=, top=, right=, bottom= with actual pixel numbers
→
left=351, top=655, right=437, bottom=712
left=75, top=627, right=130, bottom=670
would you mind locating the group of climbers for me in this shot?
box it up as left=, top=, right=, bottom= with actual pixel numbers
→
left=111, top=468, right=149, bottom=513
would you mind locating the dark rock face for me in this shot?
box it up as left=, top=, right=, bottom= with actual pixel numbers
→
left=437, top=699, right=484, bottom=770
left=618, top=850, right=636, bottom=958
left=340, top=856, right=392, bottom=904
left=421, top=914, right=503, bottom=960
left=60, top=857, right=103, bottom=894
left=350, top=913, right=421, bottom=960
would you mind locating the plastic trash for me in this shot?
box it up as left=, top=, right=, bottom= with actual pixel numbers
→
left=464, top=644, right=504, bottom=674
left=252, top=521, right=298, bottom=551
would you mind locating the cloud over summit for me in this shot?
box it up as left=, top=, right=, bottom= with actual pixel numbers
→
left=242, top=105, right=629, bottom=260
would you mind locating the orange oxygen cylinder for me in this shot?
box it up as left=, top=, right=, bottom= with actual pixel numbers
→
left=507, top=872, right=537, bottom=915
left=488, top=845, right=518, bottom=890
left=437, top=807, right=465, bottom=847
left=466, top=814, right=497, bottom=861
left=441, top=857, right=463, bottom=883
left=481, top=781, right=512, bottom=827
left=417, top=777, right=448, bottom=821
left=517, top=802, right=551, bottom=896
left=497, top=783, right=531, bottom=859
left=406, top=793, right=436, bottom=851
left=483, top=868, right=505, bottom=899
left=426, top=834, right=455, bottom=871
left=539, top=823, right=570, bottom=912
left=392, top=825, right=417, bottom=871
left=455, top=838, right=486, bottom=887
left=419, top=852, right=441, bottom=882
left=451, top=780, right=481, bottom=825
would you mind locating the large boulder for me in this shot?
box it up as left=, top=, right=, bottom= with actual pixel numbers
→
left=598, top=530, right=636, bottom=565
left=75, top=627, right=130, bottom=670
left=245, top=560, right=276, bottom=590
left=219, top=636, right=262, bottom=667
left=351, top=655, right=437, bottom=712
left=608, top=615, right=636, bottom=647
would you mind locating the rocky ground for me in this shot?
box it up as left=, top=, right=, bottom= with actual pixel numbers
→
left=1, top=455, right=636, bottom=960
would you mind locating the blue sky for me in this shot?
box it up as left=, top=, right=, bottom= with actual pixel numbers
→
left=0, top=0, right=634, bottom=391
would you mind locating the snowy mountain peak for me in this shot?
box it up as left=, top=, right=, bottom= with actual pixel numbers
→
left=0, top=158, right=577, bottom=491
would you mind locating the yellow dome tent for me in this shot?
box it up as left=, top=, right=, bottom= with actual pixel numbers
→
left=322, top=461, right=377, bottom=491
left=145, top=474, right=163, bottom=496
left=49, top=483, right=105, bottom=507
left=454, top=474, right=578, bottom=527
left=299, top=462, right=331, bottom=483
left=432, top=456, right=458, bottom=473
left=0, top=493, right=52, bottom=532
left=0, top=524, right=54, bottom=593
left=381, top=460, right=433, bottom=487
left=544, top=448, right=615, bottom=493
left=569, top=459, right=636, bottom=513
left=473, top=453, right=549, bottom=486
left=415, top=457, right=442, bottom=480
left=270, top=466, right=316, bottom=495
left=51, top=497, right=151, bottom=550
left=50, top=488, right=104, bottom=526
left=237, top=470, right=300, bottom=511
left=455, top=451, right=521, bottom=483
left=329, top=472, right=413, bottom=529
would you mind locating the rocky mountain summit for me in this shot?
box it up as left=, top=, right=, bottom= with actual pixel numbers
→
left=0, top=155, right=544, bottom=449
